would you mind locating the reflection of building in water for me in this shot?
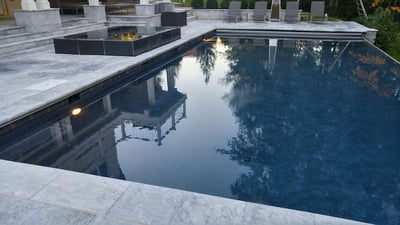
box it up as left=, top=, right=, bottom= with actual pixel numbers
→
left=111, top=65, right=186, bottom=146
left=0, top=63, right=186, bottom=178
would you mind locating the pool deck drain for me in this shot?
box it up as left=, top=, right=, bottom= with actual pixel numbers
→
left=0, top=20, right=375, bottom=225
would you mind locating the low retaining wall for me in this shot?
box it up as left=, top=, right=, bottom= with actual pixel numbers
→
left=192, top=9, right=296, bottom=21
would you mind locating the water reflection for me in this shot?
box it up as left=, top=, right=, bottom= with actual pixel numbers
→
left=218, top=37, right=400, bottom=225
left=0, top=60, right=186, bottom=179
left=1, top=37, right=400, bottom=225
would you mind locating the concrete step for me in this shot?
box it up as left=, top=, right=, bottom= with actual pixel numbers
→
left=106, top=15, right=158, bottom=26
left=0, top=23, right=108, bottom=54
left=0, top=38, right=53, bottom=55
left=0, top=31, right=52, bottom=45
left=187, top=15, right=197, bottom=22
left=0, top=26, right=26, bottom=36
left=62, top=18, right=93, bottom=27
left=62, top=22, right=107, bottom=34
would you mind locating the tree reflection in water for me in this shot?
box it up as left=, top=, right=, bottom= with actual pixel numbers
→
left=216, top=38, right=400, bottom=225
left=196, top=41, right=216, bottom=84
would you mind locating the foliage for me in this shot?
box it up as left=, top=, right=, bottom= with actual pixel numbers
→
left=244, top=0, right=255, bottom=9
left=361, top=7, right=400, bottom=58
left=206, top=0, right=219, bottom=8
left=299, top=0, right=311, bottom=12
left=191, top=0, right=204, bottom=8
left=388, top=33, right=400, bottom=61
left=220, top=0, right=230, bottom=8
left=240, top=0, right=248, bottom=9
left=184, top=0, right=192, bottom=7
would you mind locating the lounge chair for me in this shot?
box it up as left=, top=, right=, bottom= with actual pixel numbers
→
left=254, top=1, right=268, bottom=21
left=284, top=1, right=300, bottom=22
left=227, top=1, right=242, bottom=22
left=310, top=1, right=327, bottom=22
left=269, top=0, right=281, bottom=22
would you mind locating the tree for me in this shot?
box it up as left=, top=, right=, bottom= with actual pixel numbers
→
left=196, top=42, right=217, bottom=84
left=206, top=0, right=219, bottom=8
left=362, top=7, right=400, bottom=55
left=191, top=0, right=204, bottom=8
left=220, top=0, right=231, bottom=8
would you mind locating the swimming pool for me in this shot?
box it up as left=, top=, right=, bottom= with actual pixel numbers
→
left=1, top=37, right=400, bottom=225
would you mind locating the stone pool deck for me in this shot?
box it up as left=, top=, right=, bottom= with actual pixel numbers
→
left=0, top=20, right=375, bottom=224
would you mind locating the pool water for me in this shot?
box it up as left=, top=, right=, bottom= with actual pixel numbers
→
left=2, top=38, right=400, bottom=225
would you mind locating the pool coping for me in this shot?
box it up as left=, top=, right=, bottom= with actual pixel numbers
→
left=0, top=20, right=377, bottom=225
left=0, top=159, right=373, bottom=225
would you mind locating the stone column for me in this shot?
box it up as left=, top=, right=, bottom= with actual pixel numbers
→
left=14, top=8, right=62, bottom=33
left=21, top=0, right=37, bottom=10
left=146, top=77, right=156, bottom=105
left=36, top=0, right=51, bottom=9
left=89, top=0, right=100, bottom=5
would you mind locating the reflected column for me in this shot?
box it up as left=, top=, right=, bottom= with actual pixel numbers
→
left=166, top=66, right=176, bottom=92
left=147, top=77, right=156, bottom=105
left=49, top=116, right=73, bottom=145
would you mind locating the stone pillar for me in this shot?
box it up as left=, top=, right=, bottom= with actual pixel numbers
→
left=135, top=4, right=155, bottom=16
left=14, top=9, right=62, bottom=33
left=83, top=5, right=106, bottom=23
left=89, top=0, right=100, bottom=5
left=21, top=0, right=37, bottom=10
left=36, top=0, right=51, bottom=9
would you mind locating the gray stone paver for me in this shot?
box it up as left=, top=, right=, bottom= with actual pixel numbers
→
left=0, top=20, right=376, bottom=225
left=107, top=182, right=189, bottom=225
left=170, top=192, right=246, bottom=225
left=89, top=216, right=142, bottom=225
left=0, top=159, right=372, bottom=225
left=315, top=214, right=372, bottom=225
left=32, top=170, right=131, bottom=214
left=241, top=202, right=315, bottom=225
left=0, top=194, right=95, bottom=225
left=0, top=160, right=63, bottom=198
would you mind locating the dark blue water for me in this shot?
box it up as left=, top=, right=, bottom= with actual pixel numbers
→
left=1, top=38, right=400, bottom=224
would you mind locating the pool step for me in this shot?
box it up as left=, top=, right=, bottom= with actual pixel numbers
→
left=0, top=31, right=57, bottom=45
left=0, top=26, right=26, bottom=36
left=107, top=15, right=161, bottom=26
left=62, top=17, right=94, bottom=27
left=62, top=22, right=107, bottom=35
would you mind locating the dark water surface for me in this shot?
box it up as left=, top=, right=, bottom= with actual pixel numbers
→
left=1, top=38, right=400, bottom=224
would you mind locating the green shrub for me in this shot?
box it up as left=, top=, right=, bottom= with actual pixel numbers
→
left=206, top=0, right=218, bottom=8
left=220, top=0, right=230, bottom=8
left=361, top=7, right=400, bottom=53
left=240, top=0, right=248, bottom=9
left=191, top=0, right=204, bottom=8
left=247, top=0, right=255, bottom=9
left=388, top=33, right=400, bottom=61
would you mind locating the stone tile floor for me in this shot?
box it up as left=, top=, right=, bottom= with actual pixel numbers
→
left=0, top=19, right=375, bottom=225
